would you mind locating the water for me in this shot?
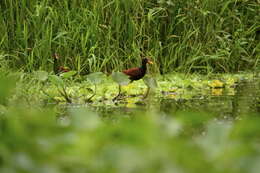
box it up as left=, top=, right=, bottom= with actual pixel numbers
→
left=161, top=79, right=260, bottom=117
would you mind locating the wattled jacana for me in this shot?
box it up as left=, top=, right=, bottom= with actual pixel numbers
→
left=123, top=58, right=153, bottom=82
left=112, top=58, right=153, bottom=101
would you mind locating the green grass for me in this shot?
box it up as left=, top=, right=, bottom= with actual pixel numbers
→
left=0, top=0, right=259, bottom=74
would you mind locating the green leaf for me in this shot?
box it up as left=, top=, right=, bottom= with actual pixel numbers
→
left=34, top=71, right=48, bottom=82
left=111, top=72, right=130, bottom=86
left=60, top=71, right=77, bottom=78
left=143, top=76, right=158, bottom=89
left=48, top=75, right=64, bottom=87
left=87, top=72, right=105, bottom=84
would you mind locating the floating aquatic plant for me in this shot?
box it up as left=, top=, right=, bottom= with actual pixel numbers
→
left=48, top=74, right=71, bottom=103
left=86, top=72, right=106, bottom=102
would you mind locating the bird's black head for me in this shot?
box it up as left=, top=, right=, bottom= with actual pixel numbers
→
left=53, top=53, right=59, bottom=60
left=142, top=57, right=153, bottom=65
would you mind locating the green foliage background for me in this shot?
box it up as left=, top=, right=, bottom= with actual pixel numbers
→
left=0, top=0, right=259, bottom=73
left=0, top=1, right=260, bottom=172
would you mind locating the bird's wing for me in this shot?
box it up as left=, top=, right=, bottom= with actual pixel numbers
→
left=122, top=67, right=141, bottom=77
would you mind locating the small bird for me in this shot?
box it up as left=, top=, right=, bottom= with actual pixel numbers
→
left=123, top=58, right=153, bottom=82
left=112, top=57, right=153, bottom=101
left=58, top=66, right=70, bottom=73
left=53, top=53, right=70, bottom=75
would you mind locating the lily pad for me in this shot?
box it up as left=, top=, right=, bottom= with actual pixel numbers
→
left=87, top=72, right=105, bottom=85
left=209, top=80, right=224, bottom=88
left=143, top=76, right=158, bottom=89
left=111, top=72, right=130, bottom=86
left=60, top=70, right=77, bottom=78
left=48, top=75, right=64, bottom=87
left=35, top=71, right=48, bottom=82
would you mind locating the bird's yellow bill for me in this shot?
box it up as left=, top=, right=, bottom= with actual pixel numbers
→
left=148, top=60, right=153, bottom=64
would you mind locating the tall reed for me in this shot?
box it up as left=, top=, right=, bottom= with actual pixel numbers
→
left=0, top=0, right=259, bottom=73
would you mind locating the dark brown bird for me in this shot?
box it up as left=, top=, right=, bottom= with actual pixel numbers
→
left=58, top=66, right=70, bottom=73
left=123, top=58, right=153, bottom=82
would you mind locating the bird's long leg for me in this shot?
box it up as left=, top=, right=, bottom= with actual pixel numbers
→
left=86, top=84, right=97, bottom=102
left=113, top=84, right=122, bottom=101
left=143, top=87, right=150, bottom=99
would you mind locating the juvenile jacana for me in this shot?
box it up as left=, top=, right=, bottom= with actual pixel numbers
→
left=53, top=53, right=70, bottom=75
left=123, top=58, right=153, bottom=82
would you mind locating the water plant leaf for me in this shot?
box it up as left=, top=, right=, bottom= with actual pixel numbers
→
left=143, top=76, right=158, bottom=89
left=211, top=88, right=223, bottom=96
left=87, top=72, right=105, bottom=84
left=34, top=71, right=48, bottom=82
left=48, top=75, right=64, bottom=87
left=111, top=72, right=130, bottom=86
left=60, top=71, right=77, bottom=78
left=209, top=80, right=224, bottom=88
